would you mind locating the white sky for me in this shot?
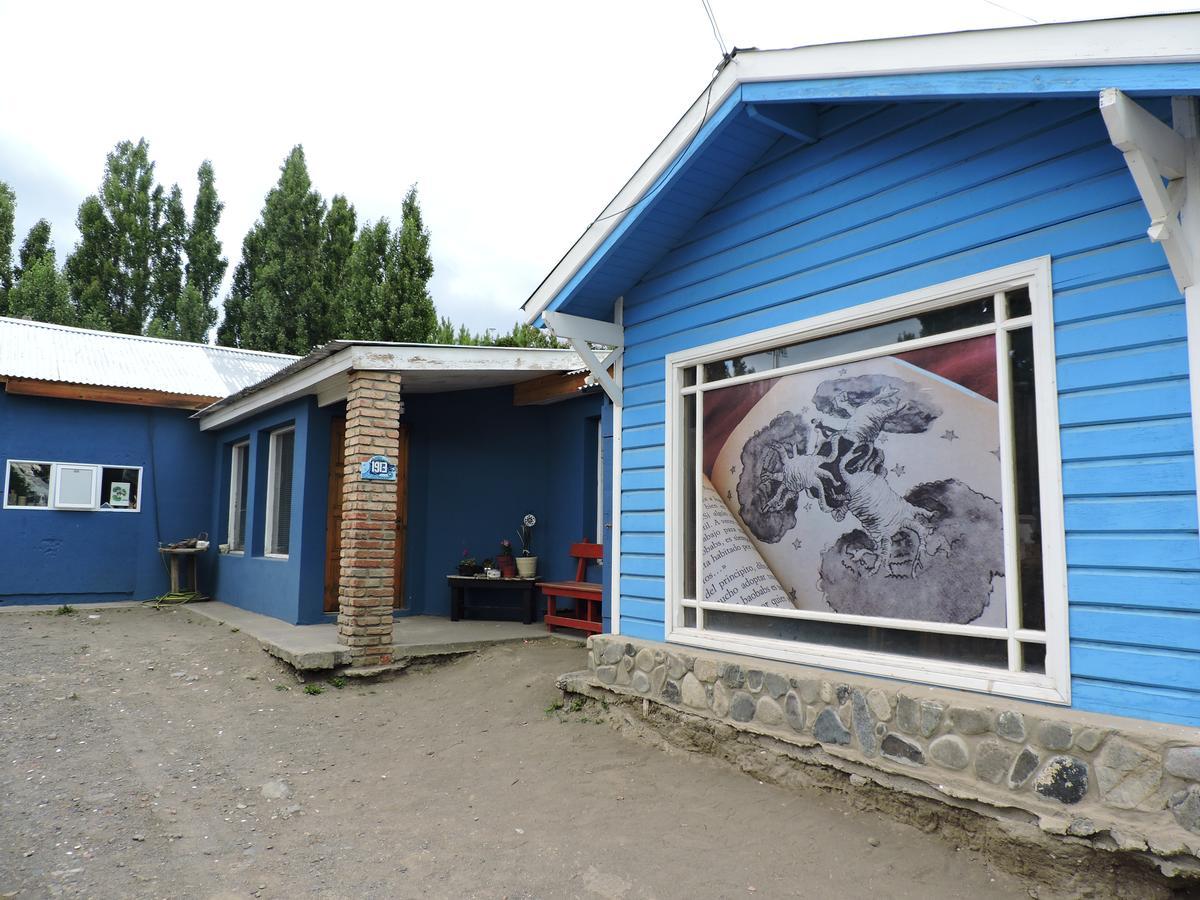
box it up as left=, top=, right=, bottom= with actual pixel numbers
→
left=0, top=1, right=1192, bottom=335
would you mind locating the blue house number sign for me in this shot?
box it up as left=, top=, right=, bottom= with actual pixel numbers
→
left=360, top=455, right=397, bottom=482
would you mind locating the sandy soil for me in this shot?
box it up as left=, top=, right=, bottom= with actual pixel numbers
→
left=0, top=605, right=1041, bottom=899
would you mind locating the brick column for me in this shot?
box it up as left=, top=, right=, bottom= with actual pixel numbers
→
left=337, top=370, right=402, bottom=666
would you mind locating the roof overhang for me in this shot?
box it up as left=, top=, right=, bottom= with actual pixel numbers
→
left=196, top=341, right=586, bottom=431
left=523, top=12, right=1200, bottom=325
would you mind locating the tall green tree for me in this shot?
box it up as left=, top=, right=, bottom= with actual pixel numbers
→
left=0, top=181, right=15, bottom=313
left=146, top=185, right=187, bottom=338
left=7, top=223, right=76, bottom=326
left=392, top=185, right=436, bottom=342
left=65, top=139, right=163, bottom=334
left=320, top=193, right=357, bottom=338
left=16, top=219, right=52, bottom=279
left=218, top=146, right=327, bottom=353
left=179, top=160, right=226, bottom=341
left=337, top=186, right=437, bottom=343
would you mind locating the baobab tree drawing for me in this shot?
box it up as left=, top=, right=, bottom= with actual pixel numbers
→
left=735, top=371, right=1004, bottom=624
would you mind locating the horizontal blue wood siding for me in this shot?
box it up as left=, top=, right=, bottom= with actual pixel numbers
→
left=611, top=98, right=1198, bottom=726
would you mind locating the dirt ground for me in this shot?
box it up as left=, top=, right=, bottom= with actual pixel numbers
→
left=1, top=605, right=1056, bottom=899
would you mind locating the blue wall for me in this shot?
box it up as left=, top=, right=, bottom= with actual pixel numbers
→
left=403, top=387, right=603, bottom=617
left=208, top=396, right=339, bottom=625
left=0, top=391, right=216, bottom=604
left=588, top=97, right=1198, bottom=726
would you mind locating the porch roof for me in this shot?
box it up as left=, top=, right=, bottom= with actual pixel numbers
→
left=195, top=340, right=585, bottom=431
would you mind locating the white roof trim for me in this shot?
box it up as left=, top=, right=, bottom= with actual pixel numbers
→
left=197, top=342, right=585, bottom=431
left=522, top=13, right=1200, bottom=324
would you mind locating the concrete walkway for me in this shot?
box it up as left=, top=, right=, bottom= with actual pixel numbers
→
left=187, top=601, right=562, bottom=670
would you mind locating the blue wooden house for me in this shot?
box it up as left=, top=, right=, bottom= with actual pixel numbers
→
left=527, top=13, right=1200, bottom=856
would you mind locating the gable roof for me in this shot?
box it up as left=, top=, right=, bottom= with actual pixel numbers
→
left=0, top=317, right=297, bottom=400
left=523, top=12, right=1200, bottom=324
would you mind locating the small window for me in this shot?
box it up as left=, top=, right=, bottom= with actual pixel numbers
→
left=100, top=467, right=141, bottom=510
left=5, top=461, right=51, bottom=508
left=228, top=442, right=249, bottom=551
left=54, top=464, right=99, bottom=510
left=265, top=428, right=295, bottom=557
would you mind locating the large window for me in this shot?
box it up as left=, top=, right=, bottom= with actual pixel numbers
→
left=666, top=259, right=1069, bottom=703
left=265, top=427, right=295, bottom=558
left=227, top=442, right=249, bottom=552
left=5, top=460, right=141, bottom=512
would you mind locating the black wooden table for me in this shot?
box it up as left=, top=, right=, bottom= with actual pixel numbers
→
left=447, top=575, right=538, bottom=624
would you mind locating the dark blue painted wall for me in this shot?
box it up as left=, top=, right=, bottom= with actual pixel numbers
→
left=568, top=97, right=1199, bottom=726
left=208, top=397, right=339, bottom=625
left=0, top=390, right=216, bottom=604
left=402, top=387, right=603, bottom=617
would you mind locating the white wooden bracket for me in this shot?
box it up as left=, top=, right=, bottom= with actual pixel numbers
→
left=1099, top=89, right=1196, bottom=291
left=544, top=310, right=625, bottom=407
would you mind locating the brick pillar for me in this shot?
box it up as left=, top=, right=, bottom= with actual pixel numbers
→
left=337, top=370, right=402, bottom=666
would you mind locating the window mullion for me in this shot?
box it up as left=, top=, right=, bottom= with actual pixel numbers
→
left=994, top=316, right=1023, bottom=673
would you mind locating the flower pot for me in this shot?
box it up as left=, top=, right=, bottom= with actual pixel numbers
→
left=457, top=564, right=475, bottom=577
left=515, top=556, right=538, bottom=578
left=498, top=556, right=517, bottom=578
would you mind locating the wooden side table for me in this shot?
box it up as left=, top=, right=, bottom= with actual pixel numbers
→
left=446, top=575, right=538, bottom=624
left=157, top=547, right=206, bottom=603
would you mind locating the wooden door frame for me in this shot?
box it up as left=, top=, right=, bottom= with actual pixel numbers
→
left=393, top=423, right=409, bottom=610
left=323, top=417, right=347, bottom=613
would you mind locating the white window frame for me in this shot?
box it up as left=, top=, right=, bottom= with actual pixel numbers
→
left=264, top=426, right=295, bottom=560
left=663, top=257, right=1070, bottom=704
left=3, top=459, right=143, bottom=513
left=227, top=441, right=249, bottom=554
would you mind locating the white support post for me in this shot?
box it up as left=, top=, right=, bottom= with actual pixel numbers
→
left=1102, top=89, right=1200, bottom=542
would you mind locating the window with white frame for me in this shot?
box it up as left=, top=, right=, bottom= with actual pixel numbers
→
left=5, top=460, right=142, bottom=512
left=666, top=259, right=1069, bottom=703
left=227, top=441, right=249, bottom=552
left=264, top=427, right=295, bottom=558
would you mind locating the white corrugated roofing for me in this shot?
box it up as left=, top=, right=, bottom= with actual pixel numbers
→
left=0, top=317, right=298, bottom=398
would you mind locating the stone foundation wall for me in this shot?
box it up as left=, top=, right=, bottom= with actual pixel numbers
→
left=583, top=635, right=1200, bottom=867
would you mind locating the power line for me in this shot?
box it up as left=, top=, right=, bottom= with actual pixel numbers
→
left=700, top=0, right=729, bottom=60
left=979, top=0, right=1039, bottom=25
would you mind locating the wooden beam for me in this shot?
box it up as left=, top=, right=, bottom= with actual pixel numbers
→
left=745, top=102, right=818, bottom=144
left=512, top=371, right=592, bottom=406
left=2, top=378, right=218, bottom=410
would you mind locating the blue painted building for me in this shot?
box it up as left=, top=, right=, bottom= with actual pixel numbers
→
left=2, top=320, right=603, bottom=640
left=525, top=15, right=1200, bottom=730
left=0, top=318, right=295, bottom=605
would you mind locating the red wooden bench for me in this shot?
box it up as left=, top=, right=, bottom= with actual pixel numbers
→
left=539, top=542, right=604, bottom=634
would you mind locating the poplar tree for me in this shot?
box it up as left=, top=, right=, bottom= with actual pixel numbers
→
left=7, top=222, right=75, bottom=326
left=65, top=139, right=162, bottom=334
left=16, top=219, right=52, bottom=278
left=320, top=194, right=357, bottom=339
left=392, top=186, right=436, bottom=342
left=218, top=146, right=327, bottom=353
left=146, top=185, right=187, bottom=337
left=0, top=181, right=15, bottom=312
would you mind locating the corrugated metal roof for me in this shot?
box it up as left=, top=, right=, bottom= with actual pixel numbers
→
left=0, top=317, right=298, bottom=398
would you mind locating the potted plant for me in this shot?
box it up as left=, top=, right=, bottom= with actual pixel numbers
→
left=515, top=513, right=538, bottom=577
left=497, top=539, right=517, bottom=578
left=457, top=549, right=478, bottom=577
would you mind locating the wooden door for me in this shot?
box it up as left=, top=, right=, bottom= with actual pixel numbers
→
left=323, top=417, right=347, bottom=613
left=393, top=424, right=409, bottom=609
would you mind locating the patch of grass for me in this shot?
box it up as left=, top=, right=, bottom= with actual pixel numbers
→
left=328, top=676, right=346, bottom=689
left=545, top=699, right=565, bottom=716
left=55, top=604, right=76, bottom=616
left=274, top=684, right=289, bottom=692
left=303, top=684, right=324, bottom=696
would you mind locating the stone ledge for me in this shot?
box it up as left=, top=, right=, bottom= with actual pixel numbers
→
left=578, top=635, right=1200, bottom=871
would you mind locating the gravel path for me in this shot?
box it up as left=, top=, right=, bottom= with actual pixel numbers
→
left=0, top=605, right=1037, bottom=899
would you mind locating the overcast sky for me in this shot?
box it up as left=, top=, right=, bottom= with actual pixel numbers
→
left=0, top=1, right=1192, bottom=335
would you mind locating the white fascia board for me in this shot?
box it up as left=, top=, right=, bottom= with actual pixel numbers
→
left=522, top=13, right=1200, bottom=325
left=349, top=344, right=584, bottom=372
